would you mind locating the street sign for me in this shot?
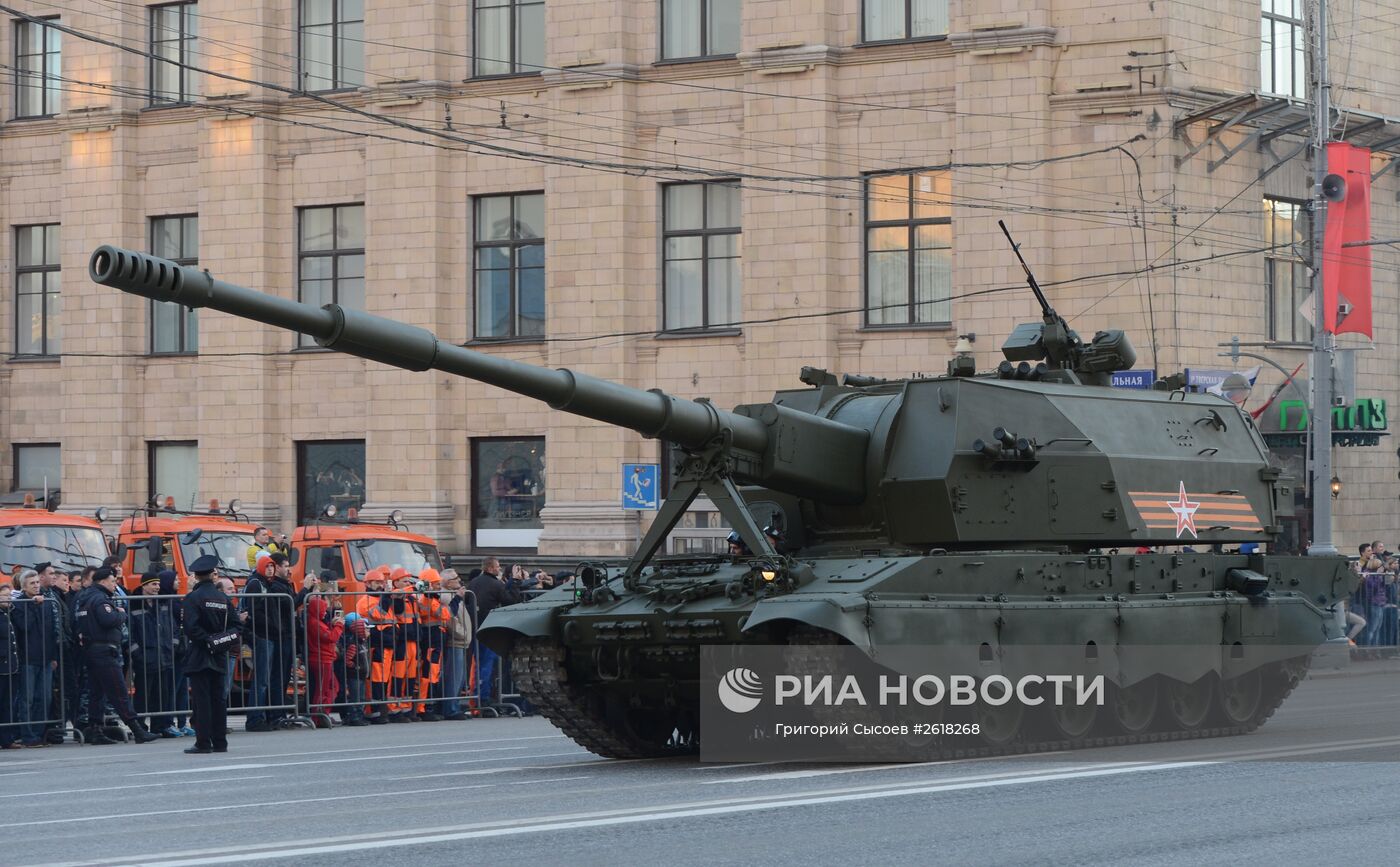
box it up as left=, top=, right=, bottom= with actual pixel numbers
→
left=1110, top=369, right=1156, bottom=389
left=622, top=463, right=660, bottom=510
left=1186, top=367, right=1259, bottom=393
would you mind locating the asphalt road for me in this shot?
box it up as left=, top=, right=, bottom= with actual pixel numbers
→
left=4, top=673, right=1399, bottom=867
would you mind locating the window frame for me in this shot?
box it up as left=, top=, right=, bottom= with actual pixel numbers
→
left=1261, top=0, right=1306, bottom=99
left=147, top=440, right=198, bottom=507
left=659, top=0, right=740, bottom=63
left=12, top=443, right=60, bottom=493
left=296, top=439, right=366, bottom=524
left=148, top=214, right=199, bottom=354
left=471, top=191, right=545, bottom=341
left=858, top=0, right=949, bottom=46
left=471, top=0, right=545, bottom=79
left=148, top=1, right=198, bottom=106
left=14, top=15, right=60, bottom=119
left=661, top=180, right=742, bottom=333
left=296, top=0, right=365, bottom=93
left=861, top=171, right=953, bottom=329
left=1263, top=195, right=1312, bottom=345
left=296, top=203, right=365, bottom=348
left=14, top=223, right=61, bottom=357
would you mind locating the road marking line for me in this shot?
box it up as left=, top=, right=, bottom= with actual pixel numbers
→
left=706, top=760, right=1153, bottom=786
left=399, top=756, right=649, bottom=781
left=69, top=761, right=1210, bottom=865
left=228, top=735, right=559, bottom=761
left=0, top=784, right=517, bottom=830
left=0, top=776, right=273, bottom=800
left=395, top=753, right=596, bottom=779
left=691, top=761, right=791, bottom=771
left=129, top=747, right=523, bottom=776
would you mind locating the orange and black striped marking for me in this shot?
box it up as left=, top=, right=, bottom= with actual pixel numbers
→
left=1128, top=484, right=1262, bottom=537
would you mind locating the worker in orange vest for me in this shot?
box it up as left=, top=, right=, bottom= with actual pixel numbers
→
left=387, top=568, right=420, bottom=721
left=413, top=568, right=451, bottom=720
left=355, top=567, right=396, bottom=724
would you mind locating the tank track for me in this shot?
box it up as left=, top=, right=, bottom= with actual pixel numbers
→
left=510, top=638, right=662, bottom=759
left=512, top=633, right=1306, bottom=762
left=784, top=627, right=1307, bottom=761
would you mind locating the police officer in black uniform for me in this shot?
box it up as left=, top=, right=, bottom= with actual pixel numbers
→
left=74, top=568, right=160, bottom=744
left=181, top=555, right=241, bottom=754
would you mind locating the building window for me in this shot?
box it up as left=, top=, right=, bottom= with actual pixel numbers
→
left=1265, top=197, right=1312, bottom=344
left=1262, top=0, right=1305, bottom=98
left=12, top=444, right=60, bottom=493
left=15, top=17, right=60, bottom=118
left=297, top=440, right=365, bottom=523
left=864, top=171, right=952, bottom=327
left=663, top=181, right=741, bottom=331
left=150, top=215, right=199, bottom=353
left=661, top=0, right=740, bottom=60
left=472, top=437, right=544, bottom=550
left=473, top=193, right=544, bottom=339
left=298, top=204, right=364, bottom=347
left=15, top=224, right=61, bottom=356
left=149, top=2, right=198, bottom=104
left=473, top=0, right=544, bottom=77
left=299, top=0, right=364, bottom=92
left=862, top=0, right=948, bottom=43
left=149, top=442, right=198, bottom=511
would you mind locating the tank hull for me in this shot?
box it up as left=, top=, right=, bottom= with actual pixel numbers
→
left=486, top=551, right=1350, bottom=759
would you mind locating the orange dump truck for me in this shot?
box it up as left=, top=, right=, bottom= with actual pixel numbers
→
left=291, top=509, right=443, bottom=591
left=0, top=500, right=118, bottom=574
left=116, top=499, right=267, bottom=593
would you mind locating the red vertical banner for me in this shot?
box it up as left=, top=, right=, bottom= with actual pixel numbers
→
left=1322, top=142, right=1373, bottom=337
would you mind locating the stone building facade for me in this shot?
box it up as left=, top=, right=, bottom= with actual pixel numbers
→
left=0, top=0, right=1396, bottom=556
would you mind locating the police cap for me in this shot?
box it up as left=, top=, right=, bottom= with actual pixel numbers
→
left=188, top=554, right=220, bottom=576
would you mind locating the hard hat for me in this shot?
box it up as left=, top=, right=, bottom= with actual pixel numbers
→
left=389, top=567, right=412, bottom=583
left=419, top=567, right=441, bottom=585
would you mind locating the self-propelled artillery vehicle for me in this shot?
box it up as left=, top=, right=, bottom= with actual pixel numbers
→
left=90, top=231, right=1351, bottom=759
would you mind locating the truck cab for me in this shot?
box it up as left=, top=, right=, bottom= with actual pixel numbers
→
left=116, top=499, right=264, bottom=593
left=291, top=508, right=442, bottom=590
left=0, top=499, right=117, bottom=574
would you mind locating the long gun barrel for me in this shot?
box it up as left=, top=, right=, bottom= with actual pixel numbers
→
left=90, top=246, right=868, bottom=503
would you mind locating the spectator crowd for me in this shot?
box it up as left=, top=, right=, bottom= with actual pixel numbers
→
left=1345, top=540, right=1400, bottom=657
left=0, top=535, right=569, bottom=750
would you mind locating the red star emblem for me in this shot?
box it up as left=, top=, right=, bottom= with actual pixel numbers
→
left=1167, top=481, right=1200, bottom=539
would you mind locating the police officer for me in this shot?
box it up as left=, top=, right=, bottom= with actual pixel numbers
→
left=181, top=555, right=242, bottom=754
left=75, top=568, right=160, bottom=744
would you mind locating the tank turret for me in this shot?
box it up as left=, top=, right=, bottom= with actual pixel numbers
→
left=90, top=244, right=1292, bottom=556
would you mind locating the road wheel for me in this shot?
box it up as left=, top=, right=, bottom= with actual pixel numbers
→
left=1107, top=677, right=1160, bottom=736
left=1163, top=674, right=1215, bottom=730
left=1216, top=667, right=1263, bottom=726
left=1044, top=697, right=1098, bottom=741
left=975, top=700, right=1024, bottom=748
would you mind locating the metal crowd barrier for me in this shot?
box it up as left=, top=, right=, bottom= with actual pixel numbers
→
left=121, top=591, right=305, bottom=735
left=0, top=594, right=68, bottom=747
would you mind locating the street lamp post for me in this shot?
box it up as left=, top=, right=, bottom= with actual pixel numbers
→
left=1307, top=0, right=1337, bottom=556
